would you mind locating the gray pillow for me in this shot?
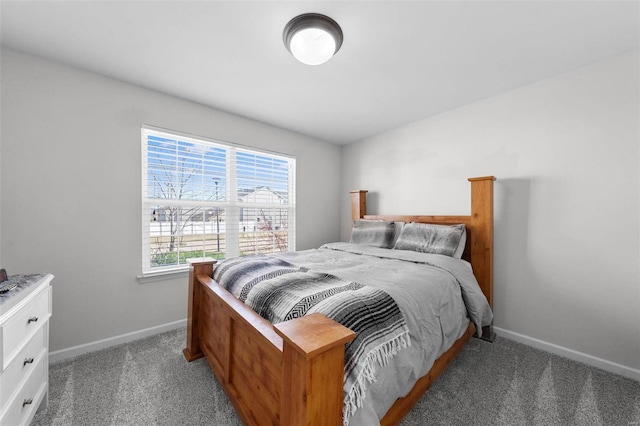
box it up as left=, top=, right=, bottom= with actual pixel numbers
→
left=393, top=223, right=466, bottom=257
left=453, top=227, right=467, bottom=259
left=391, top=222, right=405, bottom=248
left=350, top=220, right=396, bottom=248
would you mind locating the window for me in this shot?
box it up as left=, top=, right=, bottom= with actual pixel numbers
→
left=141, top=127, right=296, bottom=275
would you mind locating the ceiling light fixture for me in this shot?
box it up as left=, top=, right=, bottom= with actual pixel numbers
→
left=283, top=13, right=343, bottom=66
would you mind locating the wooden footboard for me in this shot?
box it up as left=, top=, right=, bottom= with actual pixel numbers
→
left=184, top=176, right=495, bottom=425
left=184, top=259, right=355, bottom=425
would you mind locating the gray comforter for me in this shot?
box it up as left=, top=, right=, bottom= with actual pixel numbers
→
left=270, top=242, right=493, bottom=426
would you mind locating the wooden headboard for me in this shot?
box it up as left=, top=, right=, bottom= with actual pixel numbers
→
left=349, top=176, right=495, bottom=309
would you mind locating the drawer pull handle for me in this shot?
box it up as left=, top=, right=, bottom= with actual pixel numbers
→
left=27, top=316, right=38, bottom=324
left=23, top=357, right=34, bottom=366
left=23, top=398, right=33, bottom=407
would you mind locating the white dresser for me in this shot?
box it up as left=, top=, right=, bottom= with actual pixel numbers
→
left=0, top=274, right=53, bottom=426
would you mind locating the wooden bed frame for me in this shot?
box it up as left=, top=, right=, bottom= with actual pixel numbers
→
left=183, top=176, right=496, bottom=425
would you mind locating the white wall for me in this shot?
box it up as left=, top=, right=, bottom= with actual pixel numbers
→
left=341, top=52, right=640, bottom=372
left=0, top=48, right=342, bottom=352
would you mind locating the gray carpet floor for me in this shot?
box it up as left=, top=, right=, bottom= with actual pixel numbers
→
left=31, top=328, right=640, bottom=425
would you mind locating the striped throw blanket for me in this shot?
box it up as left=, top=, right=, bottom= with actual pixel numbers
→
left=213, top=255, right=411, bottom=424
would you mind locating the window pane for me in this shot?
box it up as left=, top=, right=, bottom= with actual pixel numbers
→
left=238, top=207, right=290, bottom=256
left=149, top=205, right=226, bottom=268
left=147, top=135, right=226, bottom=201
left=236, top=150, right=291, bottom=203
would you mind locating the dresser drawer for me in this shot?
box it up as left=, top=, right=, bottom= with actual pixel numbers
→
left=0, top=326, right=46, bottom=408
left=0, top=356, right=45, bottom=426
left=2, top=286, right=50, bottom=369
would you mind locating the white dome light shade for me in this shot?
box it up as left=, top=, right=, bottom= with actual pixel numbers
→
left=290, top=28, right=336, bottom=66
left=283, top=13, right=343, bottom=66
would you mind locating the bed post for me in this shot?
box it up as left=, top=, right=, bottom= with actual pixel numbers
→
left=183, top=258, right=216, bottom=362
left=468, top=176, right=496, bottom=342
left=350, top=190, right=368, bottom=220
left=274, top=313, right=356, bottom=426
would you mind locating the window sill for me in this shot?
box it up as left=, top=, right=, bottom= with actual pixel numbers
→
left=137, top=267, right=189, bottom=284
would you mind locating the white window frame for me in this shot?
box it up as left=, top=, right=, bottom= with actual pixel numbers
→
left=140, top=126, right=296, bottom=278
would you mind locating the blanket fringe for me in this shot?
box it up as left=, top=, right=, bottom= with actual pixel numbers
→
left=342, top=331, right=411, bottom=426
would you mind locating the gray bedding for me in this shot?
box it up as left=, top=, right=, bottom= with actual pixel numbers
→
left=270, top=242, right=493, bottom=426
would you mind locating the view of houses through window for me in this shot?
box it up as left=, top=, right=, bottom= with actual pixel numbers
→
left=142, top=127, right=296, bottom=274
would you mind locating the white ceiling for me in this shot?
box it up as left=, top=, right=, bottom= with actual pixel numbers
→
left=1, top=1, right=638, bottom=145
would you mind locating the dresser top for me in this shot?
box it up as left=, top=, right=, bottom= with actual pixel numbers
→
left=0, top=273, right=52, bottom=316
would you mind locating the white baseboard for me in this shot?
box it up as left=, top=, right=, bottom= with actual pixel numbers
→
left=494, top=326, right=640, bottom=382
left=49, top=319, right=187, bottom=363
